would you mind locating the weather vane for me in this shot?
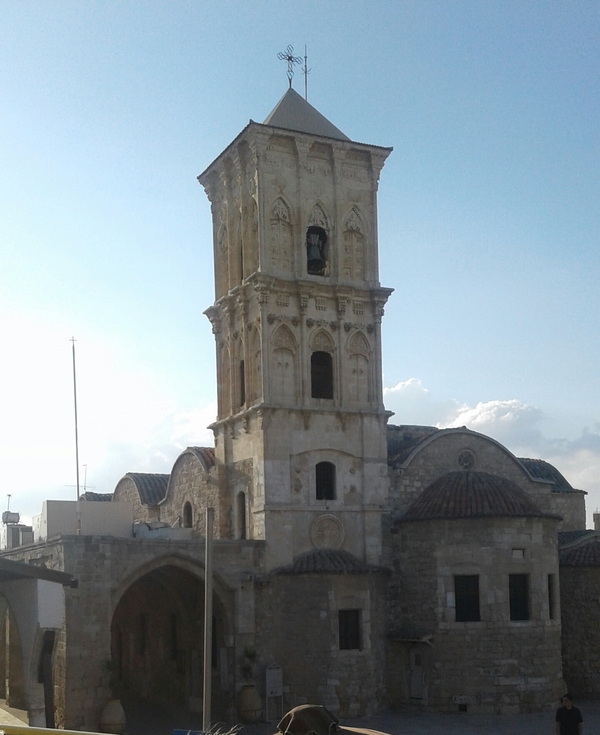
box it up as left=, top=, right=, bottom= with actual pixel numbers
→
left=278, top=45, right=302, bottom=88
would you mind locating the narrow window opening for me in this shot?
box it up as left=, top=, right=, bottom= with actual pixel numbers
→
left=316, top=462, right=336, bottom=500
left=458, top=704, right=468, bottom=713
left=236, top=491, right=247, bottom=539
left=455, top=575, right=480, bottom=622
left=509, top=574, right=530, bottom=621
left=338, top=609, right=361, bottom=650
left=548, top=573, right=556, bottom=620
left=311, top=351, right=333, bottom=399
left=306, top=226, right=328, bottom=275
left=239, top=359, right=246, bottom=407
left=183, top=502, right=193, bottom=528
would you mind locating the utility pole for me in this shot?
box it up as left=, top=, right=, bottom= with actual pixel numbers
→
left=202, top=507, right=214, bottom=731
left=70, top=337, right=81, bottom=534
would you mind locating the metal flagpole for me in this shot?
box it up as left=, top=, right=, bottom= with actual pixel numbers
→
left=70, top=337, right=81, bottom=534
left=203, top=507, right=214, bottom=731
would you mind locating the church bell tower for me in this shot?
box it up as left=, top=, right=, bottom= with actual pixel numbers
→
left=198, top=87, right=393, bottom=570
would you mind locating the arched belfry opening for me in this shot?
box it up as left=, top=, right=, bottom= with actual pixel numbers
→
left=306, top=225, right=328, bottom=275
left=111, top=563, right=232, bottom=726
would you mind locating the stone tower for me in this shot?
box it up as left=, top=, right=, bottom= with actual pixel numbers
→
left=198, top=88, right=393, bottom=569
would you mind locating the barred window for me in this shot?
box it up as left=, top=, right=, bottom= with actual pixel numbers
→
left=316, top=462, right=336, bottom=500
left=509, top=574, right=530, bottom=621
left=339, top=609, right=361, bottom=650
left=454, top=575, right=480, bottom=622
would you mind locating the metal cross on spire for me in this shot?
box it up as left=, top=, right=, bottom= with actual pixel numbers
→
left=277, top=45, right=302, bottom=88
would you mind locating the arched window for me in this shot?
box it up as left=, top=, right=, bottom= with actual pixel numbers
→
left=311, top=351, right=333, bottom=399
left=306, top=226, right=328, bottom=275
left=236, top=491, right=247, bottom=539
left=316, top=461, right=336, bottom=500
left=183, top=502, right=193, bottom=528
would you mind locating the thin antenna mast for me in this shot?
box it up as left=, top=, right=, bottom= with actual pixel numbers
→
left=303, top=45, right=311, bottom=100
left=71, top=337, right=82, bottom=534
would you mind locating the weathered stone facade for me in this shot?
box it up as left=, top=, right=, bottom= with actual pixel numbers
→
left=558, top=535, right=600, bottom=697
left=387, top=515, right=563, bottom=713
left=2, top=87, right=595, bottom=730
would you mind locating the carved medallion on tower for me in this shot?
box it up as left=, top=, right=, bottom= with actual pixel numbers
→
left=310, top=514, right=345, bottom=549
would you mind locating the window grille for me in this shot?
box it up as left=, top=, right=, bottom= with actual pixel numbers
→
left=339, top=609, right=361, bottom=650
left=454, top=575, right=480, bottom=622
left=509, top=574, right=530, bottom=621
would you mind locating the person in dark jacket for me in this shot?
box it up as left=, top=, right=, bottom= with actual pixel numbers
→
left=555, top=694, right=583, bottom=735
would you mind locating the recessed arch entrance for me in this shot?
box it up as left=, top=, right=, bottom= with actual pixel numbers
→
left=110, top=558, right=234, bottom=725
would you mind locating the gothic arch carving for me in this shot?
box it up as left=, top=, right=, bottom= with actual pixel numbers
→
left=310, top=329, right=334, bottom=354
left=243, top=196, right=259, bottom=277
left=269, top=196, right=293, bottom=274
left=272, top=197, right=291, bottom=223
left=272, top=323, right=297, bottom=352
left=347, top=331, right=370, bottom=403
left=342, top=206, right=366, bottom=280
left=218, top=343, right=231, bottom=417
left=271, top=324, right=298, bottom=403
left=234, top=336, right=245, bottom=409
left=308, top=202, right=330, bottom=232
left=247, top=326, right=262, bottom=405
left=344, top=206, right=366, bottom=234
left=217, top=198, right=229, bottom=248
left=347, top=330, right=370, bottom=356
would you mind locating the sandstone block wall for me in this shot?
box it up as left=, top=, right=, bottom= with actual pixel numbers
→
left=560, top=565, right=600, bottom=697
left=253, top=572, right=387, bottom=717
left=387, top=516, right=564, bottom=713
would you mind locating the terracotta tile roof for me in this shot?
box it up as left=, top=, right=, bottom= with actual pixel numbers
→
left=387, top=424, right=439, bottom=467
left=274, top=548, right=385, bottom=575
left=401, top=470, right=552, bottom=521
left=186, top=446, right=216, bottom=471
left=559, top=530, right=594, bottom=547
left=519, top=458, right=575, bottom=492
left=560, top=536, right=600, bottom=566
left=126, top=473, right=170, bottom=506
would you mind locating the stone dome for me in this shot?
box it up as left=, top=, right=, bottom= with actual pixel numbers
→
left=402, top=470, right=548, bottom=521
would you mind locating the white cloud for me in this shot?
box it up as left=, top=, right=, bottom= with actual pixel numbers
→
left=443, top=398, right=544, bottom=448
left=383, top=378, right=600, bottom=523
left=384, top=378, right=465, bottom=427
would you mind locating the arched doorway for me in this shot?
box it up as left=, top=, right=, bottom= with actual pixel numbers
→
left=111, top=562, right=232, bottom=727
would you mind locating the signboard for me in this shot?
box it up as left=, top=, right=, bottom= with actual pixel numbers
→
left=266, top=664, right=283, bottom=697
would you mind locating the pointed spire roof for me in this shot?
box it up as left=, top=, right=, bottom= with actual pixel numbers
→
left=263, top=87, right=350, bottom=142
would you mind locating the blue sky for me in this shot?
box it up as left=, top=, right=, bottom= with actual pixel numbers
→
left=1, top=1, right=598, bottom=523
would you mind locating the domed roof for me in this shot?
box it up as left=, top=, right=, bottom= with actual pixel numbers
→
left=274, top=548, right=384, bottom=575
left=402, top=471, right=549, bottom=521
left=560, top=536, right=600, bottom=567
